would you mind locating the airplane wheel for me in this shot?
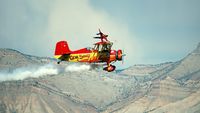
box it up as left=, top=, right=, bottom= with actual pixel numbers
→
left=103, top=65, right=116, bottom=72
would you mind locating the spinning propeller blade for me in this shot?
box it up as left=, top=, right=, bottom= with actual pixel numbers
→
left=122, top=49, right=126, bottom=64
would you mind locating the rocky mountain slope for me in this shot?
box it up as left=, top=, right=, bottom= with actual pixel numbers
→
left=0, top=43, right=200, bottom=113
left=0, top=49, right=53, bottom=71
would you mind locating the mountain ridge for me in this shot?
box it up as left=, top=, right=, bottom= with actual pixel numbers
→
left=0, top=42, right=200, bottom=113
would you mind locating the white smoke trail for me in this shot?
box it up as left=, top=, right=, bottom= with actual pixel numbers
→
left=65, top=64, right=91, bottom=72
left=0, top=64, right=58, bottom=81
left=0, top=63, right=92, bottom=81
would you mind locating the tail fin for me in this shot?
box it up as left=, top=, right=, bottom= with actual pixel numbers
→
left=54, top=41, right=71, bottom=56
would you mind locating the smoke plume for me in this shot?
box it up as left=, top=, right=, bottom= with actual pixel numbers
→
left=0, top=63, right=92, bottom=81
left=65, top=64, right=91, bottom=72
left=0, top=64, right=58, bottom=81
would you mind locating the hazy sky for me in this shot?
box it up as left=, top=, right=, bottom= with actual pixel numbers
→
left=0, top=0, right=200, bottom=67
left=91, top=0, right=200, bottom=63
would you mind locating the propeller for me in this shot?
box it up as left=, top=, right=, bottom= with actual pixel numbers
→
left=122, top=49, right=126, bottom=64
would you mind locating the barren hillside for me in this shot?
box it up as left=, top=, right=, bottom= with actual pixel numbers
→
left=0, top=43, right=200, bottom=113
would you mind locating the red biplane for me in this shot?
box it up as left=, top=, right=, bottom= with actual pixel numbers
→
left=54, top=29, right=125, bottom=72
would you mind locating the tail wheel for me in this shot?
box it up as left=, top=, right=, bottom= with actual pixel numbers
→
left=103, top=65, right=116, bottom=72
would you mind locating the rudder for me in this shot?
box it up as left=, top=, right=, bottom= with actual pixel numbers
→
left=54, top=41, right=71, bottom=56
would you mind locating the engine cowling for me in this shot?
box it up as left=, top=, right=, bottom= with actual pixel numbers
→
left=116, top=50, right=122, bottom=61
